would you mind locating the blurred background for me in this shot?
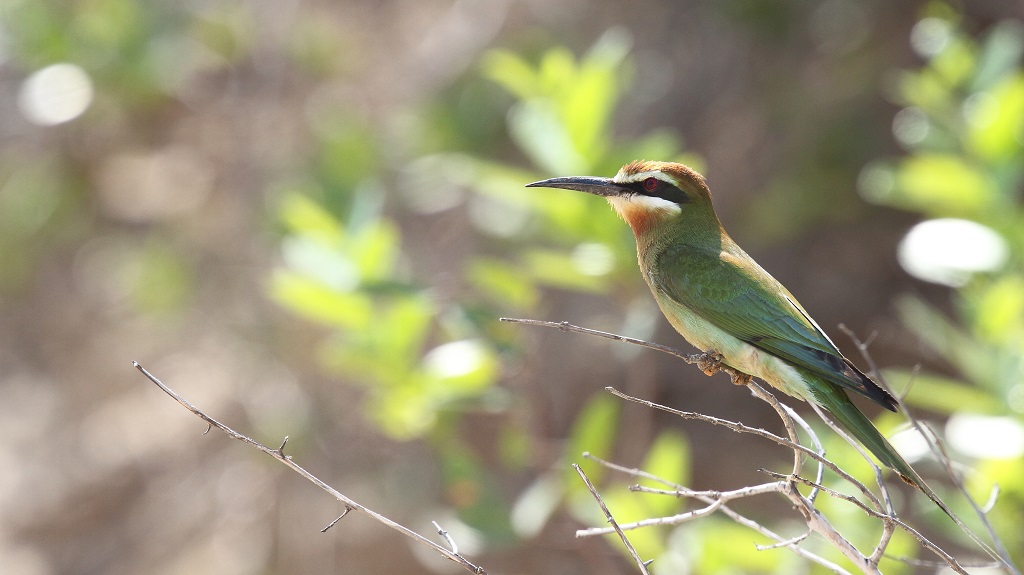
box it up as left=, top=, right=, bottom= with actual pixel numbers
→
left=1, top=0, right=1023, bottom=573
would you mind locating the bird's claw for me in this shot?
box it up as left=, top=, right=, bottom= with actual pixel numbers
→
left=696, top=351, right=724, bottom=376
left=729, top=371, right=752, bottom=386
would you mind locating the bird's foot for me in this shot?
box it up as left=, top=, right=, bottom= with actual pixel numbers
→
left=696, top=351, right=724, bottom=376
left=728, top=371, right=752, bottom=386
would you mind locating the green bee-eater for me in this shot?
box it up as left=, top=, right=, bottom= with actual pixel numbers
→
left=527, top=160, right=944, bottom=509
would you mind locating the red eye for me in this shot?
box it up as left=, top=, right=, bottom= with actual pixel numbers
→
left=643, top=177, right=658, bottom=191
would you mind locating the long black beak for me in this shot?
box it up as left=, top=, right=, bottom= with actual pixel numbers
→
left=525, top=176, right=630, bottom=197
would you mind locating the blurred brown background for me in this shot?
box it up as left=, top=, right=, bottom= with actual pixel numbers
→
left=2, top=1, right=1023, bottom=573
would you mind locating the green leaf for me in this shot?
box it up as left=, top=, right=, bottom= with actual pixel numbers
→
left=510, top=473, right=563, bottom=538
left=375, top=295, right=435, bottom=370
left=523, top=248, right=608, bottom=293
left=508, top=99, right=587, bottom=175
left=965, top=75, right=1024, bottom=162
left=971, top=21, right=1024, bottom=91
left=930, top=36, right=976, bottom=88
left=695, top=519, right=781, bottom=574
left=466, top=258, right=538, bottom=311
left=638, top=431, right=690, bottom=517
left=439, top=446, right=517, bottom=542
left=970, top=274, right=1024, bottom=344
left=885, top=369, right=1003, bottom=414
left=350, top=220, right=400, bottom=281
left=564, top=394, right=620, bottom=489
left=367, top=382, right=435, bottom=440
left=893, top=154, right=998, bottom=215
left=269, top=270, right=372, bottom=329
left=481, top=49, right=540, bottom=100
left=278, top=191, right=343, bottom=239
left=896, top=295, right=998, bottom=387
left=600, top=487, right=667, bottom=560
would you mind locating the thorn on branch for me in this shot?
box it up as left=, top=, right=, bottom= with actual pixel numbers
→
left=322, top=506, right=352, bottom=533
left=433, top=521, right=458, bottom=555
left=135, top=361, right=489, bottom=575
left=573, top=463, right=651, bottom=575
left=503, top=318, right=1016, bottom=575
left=756, top=532, right=809, bottom=551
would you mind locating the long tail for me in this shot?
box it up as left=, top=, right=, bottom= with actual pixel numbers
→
left=806, top=376, right=1018, bottom=569
left=806, top=378, right=955, bottom=519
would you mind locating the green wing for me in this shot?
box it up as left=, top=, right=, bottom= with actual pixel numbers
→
left=655, top=243, right=897, bottom=411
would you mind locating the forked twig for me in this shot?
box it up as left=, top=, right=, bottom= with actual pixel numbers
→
left=839, top=325, right=1018, bottom=575
left=503, top=317, right=1009, bottom=575
left=581, top=453, right=854, bottom=575
left=574, top=464, right=652, bottom=575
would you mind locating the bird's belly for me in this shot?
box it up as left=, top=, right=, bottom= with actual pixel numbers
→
left=654, top=296, right=813, bottom=401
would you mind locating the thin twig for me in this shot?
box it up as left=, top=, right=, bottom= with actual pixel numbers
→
left=509, top=317, right=995, bottom=575
left=500, top=317, right=750, bottom=382
left=577, top=481, right=782, bottom=535
left=756, top=532, right=809, bottom=551
left=573, top=464, right=651, bottom=575
left=133, top=361, right=487, bottom=575
left=582, top=453, right=854, bottom=575
left=432, top=521, right=459, bottom=555
left=748, top=382, right=803, bottom=477
left=840, top=326, right=1018, bottom=574
left=776, top=401, right=826, bottom=502
left=321, top=507, right=352, bottom=533
left=759, top=470, right=876, bottom=517
left=503, top=317, right=885, bottom=509
left=605, top=386, right=884, bottom=511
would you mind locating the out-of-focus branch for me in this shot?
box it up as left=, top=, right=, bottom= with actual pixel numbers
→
left=839, top=325, right=1020, bottom=575
left=133, top=361, right=487, bottom=575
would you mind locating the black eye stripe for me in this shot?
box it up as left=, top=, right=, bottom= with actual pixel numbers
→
left=626, top=178, right=690, bottom=204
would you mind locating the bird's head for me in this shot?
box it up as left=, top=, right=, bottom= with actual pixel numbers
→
left=526, top=160, right=719, bottom=238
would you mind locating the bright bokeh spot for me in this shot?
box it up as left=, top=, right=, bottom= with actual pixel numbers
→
left=910, top=17, right=951, bottom=58
left=571, top=242, right=614, bottom=276
left=892, top=106, right=930, bottom=146
left=897, top=218, right=1008, bottom=286
left=947, top=413, right=1024, bottom=459
left=18, top=63, right=94, bottom=126
left=890, top=427, right=933, bottom=462
left=423, top=339, right=493, bottom=382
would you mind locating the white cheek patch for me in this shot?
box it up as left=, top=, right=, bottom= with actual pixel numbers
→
left=608, top=193, right=681, bottom=214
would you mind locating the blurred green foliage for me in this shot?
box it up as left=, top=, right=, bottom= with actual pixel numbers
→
left=272, top=12, right=1024, bottom=568
left=270, top=30, right=696, bottom=557
left=5, top=0, right=1022, bottom=572
left=859, top=3, right=1024, bottom=562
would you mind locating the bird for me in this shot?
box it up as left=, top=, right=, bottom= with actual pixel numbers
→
left=526, top=160, right=948, bottom=513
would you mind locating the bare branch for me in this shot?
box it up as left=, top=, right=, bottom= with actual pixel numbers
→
left=506, top=317, right=1005, bottom=575
left=573, top=464, right=651, bottom=575
left=840, top=326, right=1019, bottom=575
left=756, top=532, right=809, bottom=551
left=583, top=454, right=855, bottom=575
left=577, top=481, right=782, bottom=535
left=432, top=521, right=459, bottom=556
left=133, top=361, right=487, bottom=575
left=500, top=317, right=750, bottom=383
left=605, top=386, right=883, bottom=511
left=321, top=507, right=352, bottom=533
